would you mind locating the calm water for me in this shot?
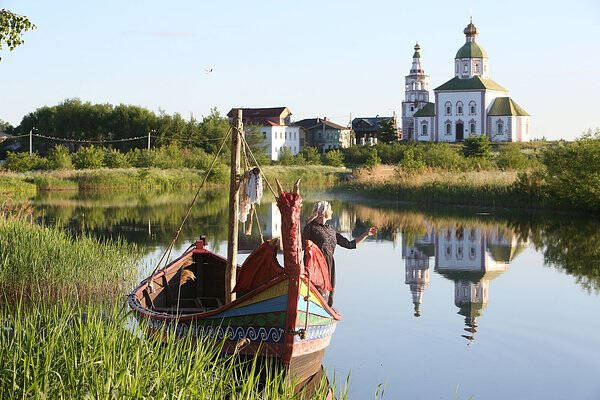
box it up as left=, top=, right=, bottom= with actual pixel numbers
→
left=32, top=190, right=600, bottom=399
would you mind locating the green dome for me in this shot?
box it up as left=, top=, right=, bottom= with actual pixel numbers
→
left=455, top=42, right=487, bottom=59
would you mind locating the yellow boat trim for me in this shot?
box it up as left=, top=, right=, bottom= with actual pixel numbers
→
left=299, top=280, right=323, bottom=306
left=232, top=280, right=289, bottom=309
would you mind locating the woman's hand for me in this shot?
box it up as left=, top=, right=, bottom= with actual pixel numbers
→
left=368, top=226, right=379, bottom=236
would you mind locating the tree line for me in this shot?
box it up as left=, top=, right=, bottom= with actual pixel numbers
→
left=5, top=99, right=233, bottom=155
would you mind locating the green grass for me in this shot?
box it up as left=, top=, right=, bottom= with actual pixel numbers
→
left=262, top=165, right=348, bottom=189
left=26, top=175, right=79, bottom=191
left=0, top=217, right=140, bottom=302
left=0, top=303, right=342, bottom=399
left=0, top=175, right=37, bottom=198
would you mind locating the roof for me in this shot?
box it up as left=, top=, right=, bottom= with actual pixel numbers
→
left=456, top=42, right=488, bottom=59
left=352, top=116, right=394, bottom=133
left=227, top=107, right=290, bottom=125
left=413, top=102, right=435, bottom=117
left=488, top=97, right=530, bottom=116
left=294, top=118, right=348, bottom=131
left=434, top=76, right=507, bottom=92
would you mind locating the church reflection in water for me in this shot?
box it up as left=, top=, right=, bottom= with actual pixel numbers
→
left=402, top=226, right=527, bottom=341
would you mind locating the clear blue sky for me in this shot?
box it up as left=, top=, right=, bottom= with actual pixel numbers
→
left=1, top=0, right=599, bottom=140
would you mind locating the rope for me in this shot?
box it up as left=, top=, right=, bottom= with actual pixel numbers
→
left=147, top=128, right=232, bottom=282
left=7, top=132, right=227, bottom=144
left=238, top=131, right=278, bottom=199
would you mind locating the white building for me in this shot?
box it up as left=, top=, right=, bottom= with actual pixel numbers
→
left=403, top=20, right=531, bottom=142
left=228, top=107, right=301, bottom=161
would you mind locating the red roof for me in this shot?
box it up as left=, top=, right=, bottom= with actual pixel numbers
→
left=227, top=107, right=290, bottom=125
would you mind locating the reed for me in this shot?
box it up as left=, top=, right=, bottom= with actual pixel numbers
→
left=0, top=175, right=37, bottom=197
left=0, top=303, right=343, bottom=399
left=0, top=218, right=139, bottom=302
left=262, top=165, right=348, bottom=188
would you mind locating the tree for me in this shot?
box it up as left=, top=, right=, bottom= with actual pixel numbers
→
left=0, top=119, right=12, bottom=132
left=0, top=9, right=36, bottom=61
left=377, top=118, right=399, bottom=144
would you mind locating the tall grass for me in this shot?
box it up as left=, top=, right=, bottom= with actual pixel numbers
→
left=0, top=303, right=342, bottom=399
left=0, top=218, right=139, bottom=302
left=0, top=175, right=37, bottom=197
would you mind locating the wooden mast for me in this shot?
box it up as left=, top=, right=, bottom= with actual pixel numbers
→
left=226, top=109, right=242, bottom=303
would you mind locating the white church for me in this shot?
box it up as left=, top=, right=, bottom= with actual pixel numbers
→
left=402, top=20, right=531, bottom=142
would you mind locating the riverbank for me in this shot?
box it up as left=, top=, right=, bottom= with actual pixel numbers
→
left=336, top=165, right=551, bottom=210
left=0, top=165, right=349, bottom=196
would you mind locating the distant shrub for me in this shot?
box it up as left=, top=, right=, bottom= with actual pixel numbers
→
left=127, top=148, right=155, bottom=168
left=103, top=149, right=130, bottom=168
left=183, top=148, right=213, bottom=170
left=152, top=143, right=185, bottom=169
left=5, top=152, right=49, bottom=172
left=47, top=145, right=73, bottom=170
left=277, top=147, right=305, bottom=166
left=300, top=147, right=321, bottom=165
left=72, top=146, right=105, bottom=169
left=462, top=136, right=492, bottom=159
left=364, top=148, right=381, bottom=168
left=421, top=143, right=464, bottom=170
left=495, top=143, right=533, bottom=170
left=398, top=146, right=426, bottom=172
left=323, top=150, right=344, bottom=167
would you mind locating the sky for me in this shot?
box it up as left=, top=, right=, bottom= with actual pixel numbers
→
left=1, top=0, right=599, bottom=140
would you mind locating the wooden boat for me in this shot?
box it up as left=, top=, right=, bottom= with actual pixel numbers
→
left=128, top=111, right=340, bottom=384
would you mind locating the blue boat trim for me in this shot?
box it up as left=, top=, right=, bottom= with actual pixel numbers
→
left=208, top=295, right=288, bottom=319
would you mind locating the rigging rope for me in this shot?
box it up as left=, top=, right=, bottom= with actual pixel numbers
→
left=238, top=131, right=278, bottom=199
left=147, top=128, right=232, bottom=282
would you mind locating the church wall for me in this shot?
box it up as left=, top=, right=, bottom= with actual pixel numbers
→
left=436, top=91, right=483, bottom=141
left=415, top=116, right=434, bottom=141
left=489, top=116, right=511, bottom=142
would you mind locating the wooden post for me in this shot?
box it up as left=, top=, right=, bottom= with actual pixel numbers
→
left=147, top=130, right=151, bottom=151
left=226, top=109, right=242, bottom=303
left=29, top=128, right=32, bottom=155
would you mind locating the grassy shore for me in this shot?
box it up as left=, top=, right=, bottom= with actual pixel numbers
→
left=0, top=166, right=348, bottom=196
left=0, top=303, right=339, bottom=399
left=0, top=217, right=139, bottom=302
left=337, top=166, right=547, bottom=210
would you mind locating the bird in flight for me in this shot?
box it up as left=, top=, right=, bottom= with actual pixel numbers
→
left=205, top=68, right=213, bottom=74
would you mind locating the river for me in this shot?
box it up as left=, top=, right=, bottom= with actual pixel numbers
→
left=31, top=189, right=600, bottom=399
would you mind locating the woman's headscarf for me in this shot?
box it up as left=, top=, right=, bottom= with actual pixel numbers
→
left=307, top=201, right=332, bottom=224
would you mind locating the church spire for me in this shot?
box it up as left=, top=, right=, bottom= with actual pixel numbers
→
left=410, top=42, right=424, bottom=74
left=464, top=18, right=478, bottom=43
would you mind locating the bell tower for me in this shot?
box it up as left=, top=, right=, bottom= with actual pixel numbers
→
left=402, top=43, right=430, bottom=141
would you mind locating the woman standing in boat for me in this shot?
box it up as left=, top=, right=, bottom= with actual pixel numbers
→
left=302, top=201, right=378, bottom=306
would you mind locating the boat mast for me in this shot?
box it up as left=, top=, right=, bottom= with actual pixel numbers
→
left=226, top=109, right=242, bottom=304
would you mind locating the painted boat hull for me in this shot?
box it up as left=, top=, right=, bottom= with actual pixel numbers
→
left=128, top=240, right=341, bottom=382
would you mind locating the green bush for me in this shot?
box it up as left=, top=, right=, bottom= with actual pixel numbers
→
left=4, top=152, right=49, bottom=171
left=72, top=146, right=105, bottom=169
left=127, top=148, right=155, bottom=168
left=47, top=145, right=73, bottom=169
left=276, top=147, right=305, bottom=166
left=421, top=143, right=464, bottom=170
left=183, top=148, right=214, bottom=170
left=103, top=149, right=130, bottom=168
left=300, top=147, right=322, bottom=165
left=398, top=146, right=426, bottom=172
left=495, top=143, right=534, bottom=170
left=364, top=148, right=381, bottom=168
left=462, top=136, right=491, bottom=159
left=323, top=150, right=344, bottom=167
left=539, top=136, right=600, bottom=210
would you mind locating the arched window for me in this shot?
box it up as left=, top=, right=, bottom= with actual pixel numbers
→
left=497, top=120, right=504, bottom=134
left=445, top=102, right=452, bottom=115
left=422, top=123, right=428, bottom=136
left=469, top=101, right=476, bottom=115
left=446, top=123, right=452, bottom=135
left=463, top=63, right=468, bottom=72
left=475, top=62, right=480, bottom=73
left=456, top=101, right=463, bottom=115
left=470, top=122, right=476, bottom=134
